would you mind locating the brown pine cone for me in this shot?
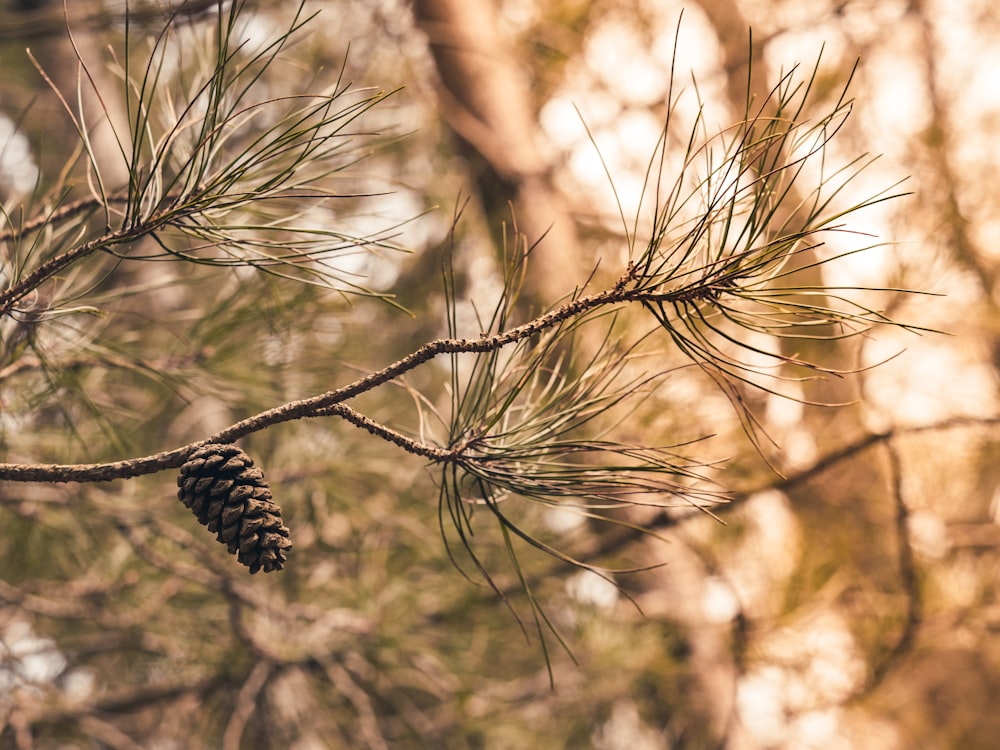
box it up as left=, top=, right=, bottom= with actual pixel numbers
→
left=177, top=444, right=292, bottom=574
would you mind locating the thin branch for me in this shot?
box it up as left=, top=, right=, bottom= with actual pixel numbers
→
left=0, top=193, right=180, bottom=244
left=28, top=676, right=226, bottom=724
left=221, top=662, right=273, bottom=750
left=531, top=415, right=1000, bottom=568
left=0, top=284, right=629, bottom=482
left=0, top=0, right=235, bottom=42
left=769, top=415, right=1000, bottom=496
left=864, top=440, right=922, bottom=692
left=0, top=250, right=940, bottom=485
left=313, top=404, right=454, bottom=461
left=0, top=196, right=105, bottom=243
left=0, top=211, right=169, bottom=317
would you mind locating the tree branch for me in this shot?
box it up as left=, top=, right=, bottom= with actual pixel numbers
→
left=0, top=201, right=182, bottom=316
left=0, top=216, right=931, bottom=486
left=863, top=440, right=922, bottom=692
left=0, top=281, right=645, bottom=483
left=0, top=195, right=110, bottom=243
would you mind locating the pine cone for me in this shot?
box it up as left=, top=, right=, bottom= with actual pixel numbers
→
left=176, top=443, right=292, bottom=574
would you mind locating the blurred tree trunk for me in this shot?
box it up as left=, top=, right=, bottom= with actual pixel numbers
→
left=412, top=0, right=582, bottom=307
left=622, top=3, right=912, bottom=745
left=0, top=0, right=130, bottom=197
left=907, top=0, right=1000, bottom=372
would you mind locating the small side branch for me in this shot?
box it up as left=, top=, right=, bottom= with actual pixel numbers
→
left=0, top=196, right=108, bottom=243
left=0, top=233, right=116, bottom=316
left=0, top=205, right=178, bottom=316
left=864, top=440, right=922, bottom=693
left=313, top=404, right=454, bottom=462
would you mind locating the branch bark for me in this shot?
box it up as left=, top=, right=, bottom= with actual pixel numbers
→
left=0, top=281, right=653, bottom=482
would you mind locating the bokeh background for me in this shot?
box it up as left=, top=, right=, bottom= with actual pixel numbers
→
left=2, top=0, right=999, bottom=747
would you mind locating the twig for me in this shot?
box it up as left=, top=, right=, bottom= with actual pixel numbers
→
left=28, top=676, right=225, bottom=723
left=221, top=662, right=273, bottom=750
left=0, top=212, right=175, bottom=317
left=312, top=404, right=453, bottom=460
left=859, top=440, right=922, bottom=695
left=0, top=192, right=194, bottom=244
left=507, top=415, right=1000, bottom=588
left=0, top=0, right=233, bottom=42
left=0, top=196, right=109, bottom=243
left=0, top=231, right=119, bottom=316
left=0, top=282, right=645, bottom=483
left=318, top=657, right=391, bottom=750
left=770, top=415, right=1000, bottom=497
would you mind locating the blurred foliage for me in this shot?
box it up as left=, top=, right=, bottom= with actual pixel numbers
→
left=1, top=1, right=999, bottom=749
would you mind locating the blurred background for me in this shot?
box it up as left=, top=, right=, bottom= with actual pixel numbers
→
left=1, top=0, right=999, bottom=747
